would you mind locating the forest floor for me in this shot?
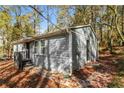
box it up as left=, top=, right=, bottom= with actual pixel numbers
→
left=0, top=46, right=124, bottom=88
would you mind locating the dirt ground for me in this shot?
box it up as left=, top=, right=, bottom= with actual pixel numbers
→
left=0, top=46, right=124, bottom=88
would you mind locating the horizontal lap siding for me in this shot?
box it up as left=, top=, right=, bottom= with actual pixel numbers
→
left=48, top=35, right=70, bottom=74
left=13, top=26, right=97, bottom=75
left=30, top=35, right=70, bottom=74
left=72, top=28, right=87, bottom=70
left=87, top=27, right=98, bottom=61
left=72, top=27, right=97, bottom=70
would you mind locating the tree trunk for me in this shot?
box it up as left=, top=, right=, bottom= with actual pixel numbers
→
left=2, top=36, right=5, bottom=55
left=107, top=27, right=113, bottom=54
left=33, top=5, right=37, bottom=34
left=106, top=6, right=113, bottom=54
left=122, top=5, right=124, bottom=34
left=110, top=6, right=124, bottom=42
left=99, top=18, right=103, bottom=42
left=91, top=6, right=96, bottom=31
left=115, top=13, right=124, bottom=42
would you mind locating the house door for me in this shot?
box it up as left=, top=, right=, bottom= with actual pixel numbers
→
left=86, top=39, right=90, bottom=61
left=26, top=43, right=30, bottom=58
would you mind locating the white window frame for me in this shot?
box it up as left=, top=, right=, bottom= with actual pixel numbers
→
left=40, top=40, right=46, bottom=55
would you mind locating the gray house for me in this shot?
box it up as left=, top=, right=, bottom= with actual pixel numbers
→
left=13, top=25, right=98, bottom=75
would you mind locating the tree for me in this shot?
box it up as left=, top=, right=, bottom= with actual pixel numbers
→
left=73, top=6, right=90, bottom=25
left=121, top=6, right=124, bottom=35
left=0, top=6, right=38, bottom=58
left=0, top=8, right=13, bottom=57
left=57, top=6, right=73, bottom=28
left=108, top=6, right=124, bottom=42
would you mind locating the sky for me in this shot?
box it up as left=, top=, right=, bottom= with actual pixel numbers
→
left=6, top=5, right=58, bottom=33
left=0, top=5, right=75, bottom=33
left=39, top=5, right=58, bottom=32
left=17, top=5, right=75, bottom=33
left=0, top=5, right=74, bottom=46
left=20, top=5, right=58, bottom=33
left=0, top=5, right=58, bottom=46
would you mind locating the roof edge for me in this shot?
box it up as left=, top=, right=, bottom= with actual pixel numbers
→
left=13, top=24, right=93, bottom=45
left=69, top=24, right=91, bottom=29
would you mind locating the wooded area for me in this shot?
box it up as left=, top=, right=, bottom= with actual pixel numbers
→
left=0, top=5, right=124, bottom=58
left=0, top=5, right=124, bottom=88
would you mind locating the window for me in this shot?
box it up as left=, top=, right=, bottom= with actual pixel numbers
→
left=41, top=40, right=46, bottom=55
left=34, top=41, right=38, bottom=53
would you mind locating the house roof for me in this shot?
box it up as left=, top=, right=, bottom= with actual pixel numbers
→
left=12, top=29, right=68, bottom=44
left=13, top=25, right=96, bottom=45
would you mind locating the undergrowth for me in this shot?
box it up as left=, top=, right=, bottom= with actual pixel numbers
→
left=108, top=60, right=124, bottom=88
